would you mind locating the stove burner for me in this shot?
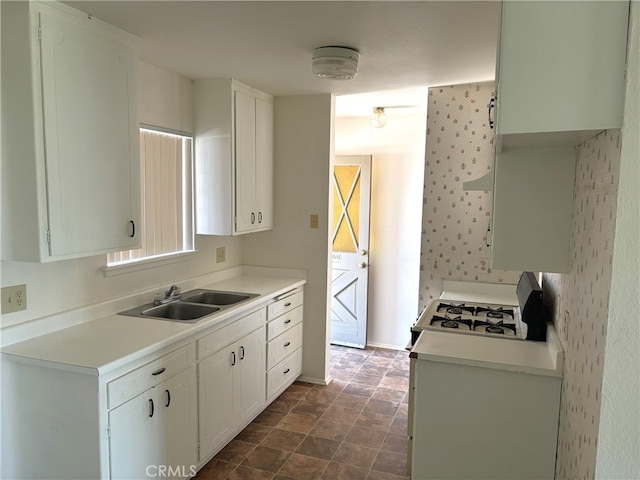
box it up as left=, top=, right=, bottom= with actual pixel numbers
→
left=437, top=303, right=476, bottom=315
left=476, top=306, right=515, bottom=319
left=430, top=315, right=473, bottom=330
left=474, top=320, right=517, bottom=335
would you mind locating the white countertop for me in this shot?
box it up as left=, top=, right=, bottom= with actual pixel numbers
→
left=410, top=323, right=564, bottom=378
left=1, top=273, right=305, bottom=376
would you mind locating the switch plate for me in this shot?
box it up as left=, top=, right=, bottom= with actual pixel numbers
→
left=2, top=284, right=27, bottom=313
left=310, top=214, right=319, bottom=229
left=216, top=246, right=226, bottom=263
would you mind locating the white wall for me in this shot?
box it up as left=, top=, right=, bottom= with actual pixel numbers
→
left=243, top=94, right=334, bottom=384
left=595, top=4, right=640, bottom=477
left=0, top=62, right=243, bottom=341
left=334, top=113, right=425, bottom=349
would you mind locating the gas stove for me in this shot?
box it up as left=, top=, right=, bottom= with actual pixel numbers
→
left=410, top=272, right=547, bottom=346
left=412, top=299, right=525, bottom=344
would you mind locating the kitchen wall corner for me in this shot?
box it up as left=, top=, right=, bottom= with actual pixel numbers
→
left=542, top=128, right=622, bottom=479
left=418, top=82, right=520, bottom=312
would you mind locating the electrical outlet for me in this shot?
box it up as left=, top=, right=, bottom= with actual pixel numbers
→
left=310, top=214, right=319, bottom=229
left=2, top=284, right=27, bottom=314
left=216, top=246, right=226, bottom=263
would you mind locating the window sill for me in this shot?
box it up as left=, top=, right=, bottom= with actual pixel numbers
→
left=102, top=250, right=197, bottom=277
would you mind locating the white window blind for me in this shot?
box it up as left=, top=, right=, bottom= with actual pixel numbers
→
left=108, top=128, right=194, bottom=265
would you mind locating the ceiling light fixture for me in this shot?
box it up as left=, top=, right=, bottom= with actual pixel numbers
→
left=312, top=46, right=360, bottom=80
left=371, top=107, right=387, bottom=128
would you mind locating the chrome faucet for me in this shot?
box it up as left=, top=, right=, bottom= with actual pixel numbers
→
left=154, top=285, right=181, bottom=306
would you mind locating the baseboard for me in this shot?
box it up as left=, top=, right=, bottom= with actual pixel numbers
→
left=365, top=341, right=408, bottom=352
left=297, top=375, right=331, bottom=386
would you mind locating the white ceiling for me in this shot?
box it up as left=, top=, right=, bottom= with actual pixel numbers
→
left=64, top=1, right=500, bottom=116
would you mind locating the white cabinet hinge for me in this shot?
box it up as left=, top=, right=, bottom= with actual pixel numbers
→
left=37, top=24, right=42, bottom=41
left=107, top=426, right=111, bottom=439
left=46, top=230, right=51, bottom=244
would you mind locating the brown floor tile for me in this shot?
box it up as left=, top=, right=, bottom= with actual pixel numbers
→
left=277, top=452, right=328, bottom=480
left=381, top=432, right=407, bottom=454
left=364, top=398, right=399, bottom=416
left=308, top=419, right=352, bottom=442
left=364, top=356, right=394, bottom=367
left=371, top=450, right=408, bottom=477
left=292, top=401, right=329, bottom=419
left=355, top=411, right=394, bottom=432
left=371, top=348, right=398, bottom=359
left=320, top=462, right=368, bottom=480
left=260, top=428, right=306, bottom=452
left=267, top=396, right=300, bottom=413
left=195, top=459, right=236, bottom=480
left=321, top=379, right=348, bottom=394
left=378, top=376, right=408, bottom=391
left=332, top=442, right=378, bottom=470
left=366, top=470, right=410, bottom=480
left=254, top=409, right=287, bottom=427
left=304, top=388, right=340, bottom=405
left=322, top=405, right=362, bottom=425
left=344, top=425, right=387, bottom=449
left=388, top=416, right=407, bottom=435
left=295, top=435, right=341, bottom=460
left=273, top=476, right=297, bottom=480
left=384, top=368, right=409, bottom=378
left=280, top=384, right=314, bottom=400
left=330, top=369, right=357, bottom=382
left=236, top=424, right=274, bottom=444
left=214, top=439, right=256, bottom=464
left=240, top=446, right=290, bottom=473
left=343, top=352, right=370, bottom=362
left=343, top=383, right=376, bottom=398
left=332, top=392, right=368, bottom=411
left=277, top=412, right=318, bottom=434
left=372, top=388, right=406, bottom=402
left=352, top=372, right=383, bottom=387
left=226, top=465, right=275, bottom=480
left=396, top=403, right=408, bottom=418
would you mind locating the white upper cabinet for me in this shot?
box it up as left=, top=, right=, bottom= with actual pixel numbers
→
left=194, top=79, right=274, bottom=236
left=495, top=0, right=629, bottom=147
left=1, top=1, right=140, bottom=262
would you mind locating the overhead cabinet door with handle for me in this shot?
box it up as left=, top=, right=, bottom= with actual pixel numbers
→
left=194, top=78, right=274, bottom=235
left=1, top=1, right=140, bottom=262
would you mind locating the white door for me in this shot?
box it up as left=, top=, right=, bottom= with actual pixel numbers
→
left=330, top=155, right=372, bottom=349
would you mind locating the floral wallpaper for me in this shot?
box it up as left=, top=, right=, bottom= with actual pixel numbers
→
left=542, top=130, right=621, bottom=480
left=419, top=82, right=520, bottom=311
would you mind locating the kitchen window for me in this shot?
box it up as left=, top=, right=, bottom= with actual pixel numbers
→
left=106, top=127, right=195, bottom=270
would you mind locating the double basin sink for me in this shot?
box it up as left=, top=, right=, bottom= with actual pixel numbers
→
left=118, top=289, right=259, bottom=323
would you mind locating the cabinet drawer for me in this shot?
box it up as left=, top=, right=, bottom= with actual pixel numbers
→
left=268, top=290, right=303, bottom=320
left=267, top=348, right=302, bottom=400
left=267, top=323, right=303, bottom=370
left=107, top=343, right=195, bottom=409
left=267, top=305, right=303, bottom=341
left=198, top=308, right=265, bottom=360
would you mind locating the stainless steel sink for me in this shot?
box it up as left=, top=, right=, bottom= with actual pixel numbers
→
left=141, top=302, right=220, bottom=321
left=118, top=288, right=259, bottom=322
left=181, top=289, right=258, bottom=306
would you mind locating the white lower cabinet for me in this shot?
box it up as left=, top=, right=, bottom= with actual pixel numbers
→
left=109, top=366, right=198, bottom=480
left=198, top=311, right=266, bottom=462
left=266, top=290, right=304, bottom=401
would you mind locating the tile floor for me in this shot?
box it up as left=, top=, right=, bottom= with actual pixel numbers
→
left=195, top=344, right=411, bottom=480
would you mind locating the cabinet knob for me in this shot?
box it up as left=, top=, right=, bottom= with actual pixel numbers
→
left=258, top=212, right=263, bottom=223
left=240, top=346, right=245, bottom=360
left=284, top=368, right=290, bottom=374
left=129, top=220, right=136, bottom=238
left=148, top=399, right=154, bottom=418
left=151, top=367, right=166, bottom=376
left=251, top=212, right=256, bottom=224
left=165, top=389, right=171, bottom=408
left=231, top=351, right=236, bottom=366
left=284, top=341, right=291, bottom=347
left=284, top=319, right=291, bottom=324
left=359, top=262, right=367, bottom=269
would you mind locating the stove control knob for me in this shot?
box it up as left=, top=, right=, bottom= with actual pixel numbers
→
left=359, top=262, right=367, bottom=269
left=360, top=249, right=367, bottom=256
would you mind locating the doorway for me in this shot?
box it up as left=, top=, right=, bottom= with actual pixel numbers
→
left=330, top=155, right=372, bottom=349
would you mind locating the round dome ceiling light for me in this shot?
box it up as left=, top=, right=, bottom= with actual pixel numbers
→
left=312, top=46, right=360, bottom=80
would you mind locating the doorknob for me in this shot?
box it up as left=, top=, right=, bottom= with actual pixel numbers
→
left=359, top=262, right=367, bottom=269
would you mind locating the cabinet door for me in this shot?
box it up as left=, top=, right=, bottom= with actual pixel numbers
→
left=255, top=97, right=274, bottom=230
left=160, top=367, right=198, bottom=479
left=236, top=326, right=266, bottom=423
left=38, top=8, right=139, bottom=257
left=198, top=344, right=235, bottom=461
left=109, top=391, right=160, bottom=479
left=234, top=90, right=257, bottom=233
